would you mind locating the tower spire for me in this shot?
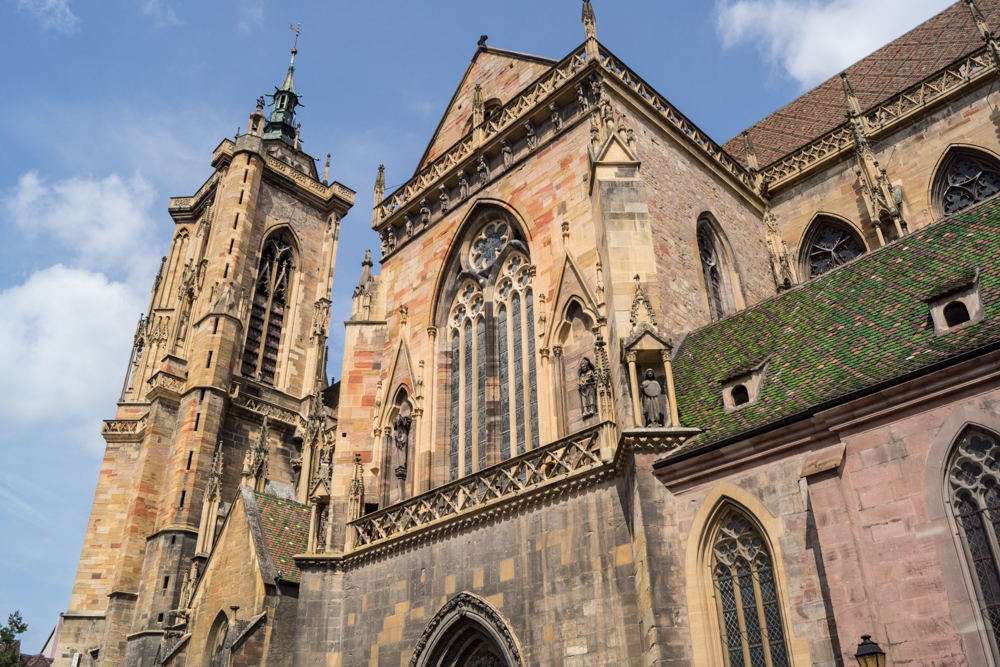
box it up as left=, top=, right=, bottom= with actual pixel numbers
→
left=263, top=24, right=304, bottom=148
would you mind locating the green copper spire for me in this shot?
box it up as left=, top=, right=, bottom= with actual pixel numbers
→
left=263, top=38, right=303, bottom=148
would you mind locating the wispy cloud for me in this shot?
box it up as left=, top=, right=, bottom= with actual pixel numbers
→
left=715, top=0, right=954, bottom=89
left=15, top=0, right=80, bottom=34
left=237, top=0, right=263, bottom=33
left=142, top=0, right=180, bottom=27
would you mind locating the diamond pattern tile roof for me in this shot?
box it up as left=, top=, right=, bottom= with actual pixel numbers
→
left=254, top=492, right=310, bottom=584
left=722, top=0, right=1000, bottom=167
left=672, top=193, right=1000, bottom=452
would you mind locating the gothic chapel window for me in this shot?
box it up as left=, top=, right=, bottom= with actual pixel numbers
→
left=800, top=217, right=865, bottom=279
left=934, top=148, right=1000, bottom=217
left=711, top=507, right=791, bottom=667
left=445, top=214, right=539, bottom=481
left=697, top=218, right=738, bottom=321
left=948, top=427, right=1000, bottom=659
left=242, top=231, right=295, bottom=384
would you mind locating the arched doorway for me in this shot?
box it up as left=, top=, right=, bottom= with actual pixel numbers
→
left=410, top=593, right=523, bottom=667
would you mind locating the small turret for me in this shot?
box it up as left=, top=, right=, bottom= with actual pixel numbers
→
left=263, top=34, right=304, bottom=148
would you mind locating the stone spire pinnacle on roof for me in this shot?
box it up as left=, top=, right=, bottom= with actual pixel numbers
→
left=840, top=72, right=862, bottom=116
left=582, top=0, right=597, bottom=41
left=966, top=0, right=1000, bottom=68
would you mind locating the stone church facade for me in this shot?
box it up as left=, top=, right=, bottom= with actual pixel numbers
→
left=50, top=2, right=1000, bottom=666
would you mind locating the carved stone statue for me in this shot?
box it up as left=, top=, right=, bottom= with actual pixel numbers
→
left=478, top=154, right=491, bottom=183
left=439, top=185, right=450, bottom=214
left=404, top=212, right=414, bottom=239
left=524, top=121, right=536, bottom=150
left=578, top=358, right=597, bottom=418
left=420, top=199, right=430, bottom=226
left=501, top=139, right=513, bottom=170
left=459, top=172, right=469, bottom=200
left=549, top=102, right=563, bottom=132
left=380, top=231, right=388, bottom=257
left=387, top=229, right=397, bottom=252
left=641, top=369, right=666, bottom=427
left=576, top=83, right=590, bottom=113
left=393, top=414, right=412, bottom=481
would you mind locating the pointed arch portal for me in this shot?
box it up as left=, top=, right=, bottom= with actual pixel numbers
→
left=409, top=593, right=523, bottom=667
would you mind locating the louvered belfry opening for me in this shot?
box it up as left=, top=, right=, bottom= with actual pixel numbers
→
left=242, top=231, right=295, bottom=384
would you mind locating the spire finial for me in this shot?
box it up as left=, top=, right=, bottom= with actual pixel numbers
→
left=582, top=0, right=597, bottom=41
left=742, top=131, right=759, bottom=171
left=840, top=72, right=862, bottom=116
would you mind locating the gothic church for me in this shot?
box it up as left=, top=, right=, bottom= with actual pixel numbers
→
left=49, top=1, right=1000, bottom=666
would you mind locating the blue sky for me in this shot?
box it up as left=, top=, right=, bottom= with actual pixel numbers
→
left=0, top=0, right=956, bottom=652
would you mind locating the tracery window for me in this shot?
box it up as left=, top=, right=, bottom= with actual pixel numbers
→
left=242, top=231, right=295, bottom=384
left=698, top=223, right=725, bottom=321
left=444, top=213, right=539, bottom=481
left=208, top=615, right=229, bottom=667
left=948, top=427, right=1000, bottom=658
left=934, top=150, right=1000, bottom=217
left=712, top=507, right=791, bottom=667
left=800, top=217, right=865, bottom=279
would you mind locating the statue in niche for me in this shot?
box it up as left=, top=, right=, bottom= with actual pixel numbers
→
left=576, top=83, right=590, bottom=113
left=393, top=414, right=412, bottom=481
left=380, top=231, right=388, bottom=257
left=524, top=121, right=537, bottom=150
left=478, top=154, right=491, bottom=183
left=459, top=172, right=469, bottom=200
left=501, top=139, right=513, bottom=170
left=420, top=199, right=430, bottom=226
left=641, top=369, right=666, bottom=427
left=387, top=229, right=397, bottom=252
left=439, top=185, right=450, bottom=214
left=404, top=213, right=414, bottom=239
left=578, top=358, right=597, bottom=418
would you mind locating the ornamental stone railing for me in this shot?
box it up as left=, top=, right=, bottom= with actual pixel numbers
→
left=102, top=414, right=149, bottom=440
left=349, top=422, right=614, bottom=551
left=373, top=43, right=592, bottom=227
left=760, top=47, right=995, bottom=187
left=230, top=391, right=301, bottom=426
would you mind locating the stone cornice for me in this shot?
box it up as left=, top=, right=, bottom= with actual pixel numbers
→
left=760, top=47, right=995, bottom=191
left=168, top=171, right=221, bottom=223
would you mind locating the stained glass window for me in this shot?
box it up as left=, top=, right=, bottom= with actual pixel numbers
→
left=949, top=427, right=1000, bottom=657
left=498, top=305, right=510, bottom=461
left=940, top=155, right=1000, bottom=216
left=450, top=335, right=460, bottom=481
left=464, top=322, right=473, bottom=477
left=712, top=508, right=790, bottom=667
left=804, top=220, right=865, bottom=279
left=698, top=224, right=725, bottom=321
left=477, top=318, right=487, bottom=471
left=526, top=290, right=539, bottom=450
left=512, top=293, right=526, bottom=457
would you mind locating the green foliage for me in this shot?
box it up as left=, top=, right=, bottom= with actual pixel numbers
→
left=0, top=611, right=27, bottom=667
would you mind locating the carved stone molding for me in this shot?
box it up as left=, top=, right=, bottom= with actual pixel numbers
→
left=146, top=372, right=186, bottom=402
left=230, top=393, right=301, bottom=426
left=622, top=427, right=702, bottom=455
left=409, top=592, right=524, bottom=667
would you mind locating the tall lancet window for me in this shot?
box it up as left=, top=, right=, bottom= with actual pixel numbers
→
left=949, top=427, right=1000, bottom=658
left=711, top=507, right=791, bottom=667
left=698, top=217, right=738, bottom=321
left=242, top=231, right=295, bottom=384
left=439, top=209, right=539, bottom=482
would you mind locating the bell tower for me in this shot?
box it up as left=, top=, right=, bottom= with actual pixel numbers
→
left=54, top=44, right=355, bottom=667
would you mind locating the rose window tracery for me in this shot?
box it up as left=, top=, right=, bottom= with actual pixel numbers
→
left=712, top=508, right=790, bottom=667
left=805, top=222, right=865, bottom=278
left=941, top=156, right=1000, bottom=216
left=470, top=222, right=510, bottom=271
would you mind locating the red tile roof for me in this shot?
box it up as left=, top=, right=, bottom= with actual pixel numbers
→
left=254, top=493, right=310, bottom=584
left=723, top=0, right=1000, bottom=167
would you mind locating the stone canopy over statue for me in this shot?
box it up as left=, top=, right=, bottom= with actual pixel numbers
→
left=641, top=369, right=666, bottom=427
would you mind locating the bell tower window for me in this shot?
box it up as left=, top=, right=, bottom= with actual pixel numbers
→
left=242, top=231, right=295, bottom=385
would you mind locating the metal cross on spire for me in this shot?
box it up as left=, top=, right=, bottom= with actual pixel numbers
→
left=290, top=22, right=301, bottom=51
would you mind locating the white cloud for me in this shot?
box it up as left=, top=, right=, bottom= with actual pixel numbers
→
left=142, top=0, right=180, bottom=26
left=237, top=0, right=263, bottom=33
left=0, top=265, right=144, bottom=449
left=5, top=171, right=161, bottom=280
left=0, top=172, right=160, bottom=450
left=715, top=0, right=955, bottom=89
left=15, top=0, right=80, bottom=34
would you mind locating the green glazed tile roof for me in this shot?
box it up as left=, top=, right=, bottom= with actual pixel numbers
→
left=254, top=492, right=310, bottom=584
left=672, top=195, right=1000, bottom=453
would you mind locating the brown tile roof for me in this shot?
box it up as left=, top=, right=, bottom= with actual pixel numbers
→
left=723, top=0, right=1000, bottom=167
left=254, top=493, right=310, bottom=584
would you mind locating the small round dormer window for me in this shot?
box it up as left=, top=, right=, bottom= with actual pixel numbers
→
left=470, top=221, right=509, bottom=271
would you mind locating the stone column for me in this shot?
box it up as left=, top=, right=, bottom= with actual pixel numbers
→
left=627, top=351, right=642, bottom=426
left=661, top=350, right=679, bottom=427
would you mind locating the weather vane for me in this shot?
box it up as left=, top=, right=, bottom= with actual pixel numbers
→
left=290, top=22, right=301, bottom=51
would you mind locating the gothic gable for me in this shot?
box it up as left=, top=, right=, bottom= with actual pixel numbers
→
left=418, top=47, right=557, bottom=170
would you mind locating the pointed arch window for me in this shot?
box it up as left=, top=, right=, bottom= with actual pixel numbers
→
left=207, top=614, right=229, bottom=667
left=442, top=212, right=539, bottom=482
left=934, top=149, right=1000, bottom=217
left=711, top=507, right=791, bottom=667
left=242, top=231, right=295, bottom=384
left=799, top=217, right=865, bottom=279
left=697, top=218, right=739, bottom=321
left=948, top=427, right=1000, bottom=658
